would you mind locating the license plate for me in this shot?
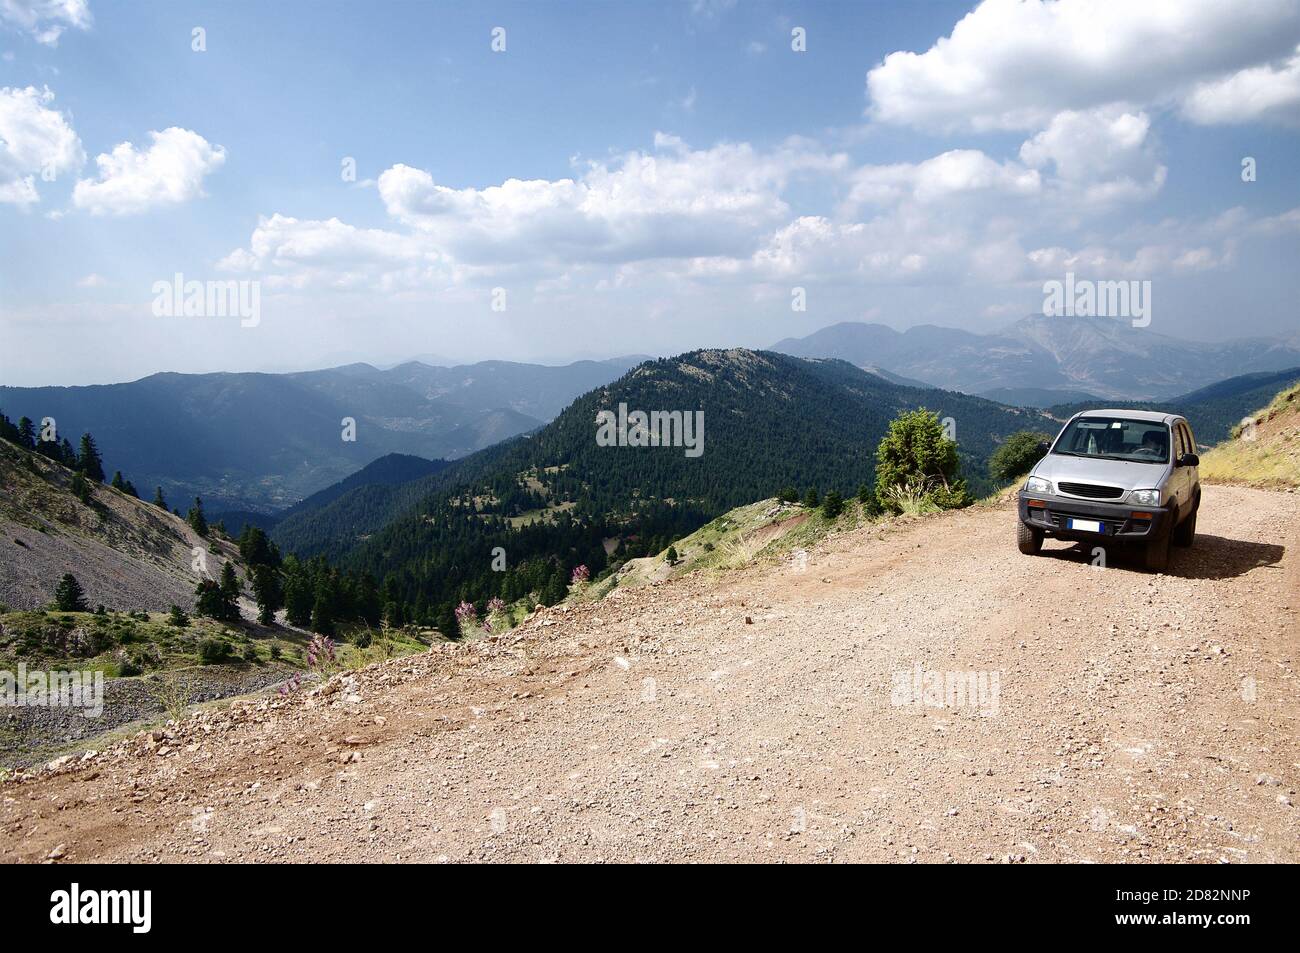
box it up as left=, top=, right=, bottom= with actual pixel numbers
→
left=1068, top=518, right=1102, bottom=533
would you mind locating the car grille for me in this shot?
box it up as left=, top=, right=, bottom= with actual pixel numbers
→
left=1057, top=481, right=1124, bottom=500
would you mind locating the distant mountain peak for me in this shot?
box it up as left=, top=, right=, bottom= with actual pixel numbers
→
left=772, top=318, right=1300, bottom=402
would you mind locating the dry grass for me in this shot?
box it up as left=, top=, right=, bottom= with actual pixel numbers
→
left=1200, top=383, right=1300, bottom=488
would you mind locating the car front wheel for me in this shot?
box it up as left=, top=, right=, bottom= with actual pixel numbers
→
left=1144, top=530, right=1170, bottom=571
left=1017, top=521, right=1043, bottom=555
left=1172, top=507, right=1197, bottom=548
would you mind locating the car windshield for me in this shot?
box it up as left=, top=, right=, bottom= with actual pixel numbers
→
left=1053, top=417, right=1170, bottom=464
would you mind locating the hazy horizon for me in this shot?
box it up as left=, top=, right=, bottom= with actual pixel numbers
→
left=9, top=308, right=1298, bottom=389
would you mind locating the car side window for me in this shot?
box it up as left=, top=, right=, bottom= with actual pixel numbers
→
left=1182, top=423, right=1196, bottom=454
left=1171, top=424, right=1184, bottom=459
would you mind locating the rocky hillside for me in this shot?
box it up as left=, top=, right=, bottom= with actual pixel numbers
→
left=0, top=437, right=239, bottom=613
left=1199, top=382, right=1300, bottom=488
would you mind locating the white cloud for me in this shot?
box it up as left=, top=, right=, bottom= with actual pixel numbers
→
left=0, top=0, right=90, bottom=46
left=866, top=0, right=1300, bottom=131
left=75, top=272, right=105, bottom=287
left=0, top=84, right=83, bottom=207
left=1182, top=45, right=1300, bottom=125
left=216, top=213, right=463, bottom=294
left=71, top=127, right=226, bottom=215
left=373, top=136, right=846, bottom=266
left=846, top=149, right=1040, bottom=208
left=1019, top=106, right=1166, bottom=204
left=215, top=128, right=1289, bottom=315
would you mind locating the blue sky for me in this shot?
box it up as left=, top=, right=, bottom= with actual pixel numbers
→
left=2, top=0, right=1299, bottom=385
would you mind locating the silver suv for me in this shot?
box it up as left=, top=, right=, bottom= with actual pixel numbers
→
left=1016, top=410, right=1200, bottom=571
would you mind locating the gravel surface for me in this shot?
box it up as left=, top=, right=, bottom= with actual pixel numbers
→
left=2, top=484, right=1297, bottom=863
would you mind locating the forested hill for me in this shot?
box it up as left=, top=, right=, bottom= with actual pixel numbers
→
left=270, top=454, right=452, bottom=558
left=323, top=349, right=1042, bottom=623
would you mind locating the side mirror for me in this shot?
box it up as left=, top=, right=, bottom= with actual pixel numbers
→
left=1036, top=441, right=1051, bottom=455
left=1178, top=452, right=1199, bottom=468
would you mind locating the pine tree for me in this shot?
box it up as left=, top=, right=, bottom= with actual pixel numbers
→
left=54, top=573, right=88, bottom=612
left=355, top=572, right=381, bottom=627
left=187, top=497, right=209, bottom=537
left=436, top=604, right=459, bottom=640
left=153, top=486, right=167, bottom=509
left=77, top=433, right=105, bottom=482
left=665, top=545, right=679, bottom=564
left=251, top=564, right=283, bottom=626
left=193, top=579, right=229, bottom=620
left=822, top=490, right=844, bottom=519
left=310, top=574, right=337, bottom=636
left=384, top=600, right=405, bottom=628
left=110, top=471, right=126, bottom=491
left=540, top=568, right=567, bottom=606
left=283, top=569, right=313, bottom=629
left=238, top=525, right=276, bottom=567
left=35, top=435, right=61, bottom=461
left=16, top=417, right=35, bottom=449
left=219, top=561, right=242, bottom=603
left=802, top=486, right=820, bottom=508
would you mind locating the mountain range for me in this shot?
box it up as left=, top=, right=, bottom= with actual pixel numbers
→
left=771, top=315, right=1300, bottom=402
left=275, top=350, right=1045, bottom=613
left=0, top=356, right=641, bottom=514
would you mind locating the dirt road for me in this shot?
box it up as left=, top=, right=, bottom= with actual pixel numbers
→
left=4, top=485, right=1298, bottom=863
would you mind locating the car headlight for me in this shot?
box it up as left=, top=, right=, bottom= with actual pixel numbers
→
left=1025, top=476, right=1052, bottom=494
left=1129, top=488, right=1161, bottom=506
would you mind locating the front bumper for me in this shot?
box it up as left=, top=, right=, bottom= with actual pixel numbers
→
left=1017, top=490, right=1171, bottom=543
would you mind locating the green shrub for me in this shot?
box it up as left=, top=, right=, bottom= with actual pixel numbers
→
left=116, top=650, right=142, bottom=677
left=198, top=638, right=231, bottom=664
left=874, top=410, right=968, bottom=513
left=989, top=431, right=1053, bottom=483
left=821, top=490, right=844, bottom=519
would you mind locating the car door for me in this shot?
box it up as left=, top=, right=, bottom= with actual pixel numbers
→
left=1180, top=421, right=1199, bottom=499
left=1169, top=422, right=1189, bottom=509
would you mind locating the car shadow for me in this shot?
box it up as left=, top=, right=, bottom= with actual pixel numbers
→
left=1039, top=533, right=1285, bottom=580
